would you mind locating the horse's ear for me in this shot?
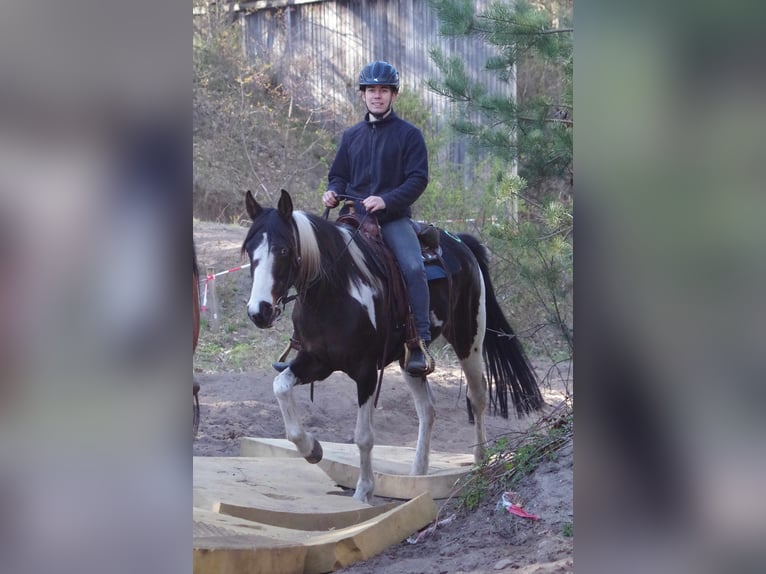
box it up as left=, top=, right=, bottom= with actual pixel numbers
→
left=277, top=189, right=293, bottom=221
left=245, top=190, right=262, bottom=220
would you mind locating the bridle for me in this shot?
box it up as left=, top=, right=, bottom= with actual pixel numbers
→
left=272, top=217, right=302, bottom=315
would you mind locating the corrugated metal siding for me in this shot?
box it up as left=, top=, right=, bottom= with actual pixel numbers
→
left=242, top=0, right=512, bottom=147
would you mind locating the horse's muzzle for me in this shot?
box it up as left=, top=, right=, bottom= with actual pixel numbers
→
left=248, top=300, right=281, bottom=328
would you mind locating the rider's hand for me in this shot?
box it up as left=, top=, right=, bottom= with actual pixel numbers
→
left=322, top=190, right=339, bottom=208
left=362, top=195, right=386, bottom=213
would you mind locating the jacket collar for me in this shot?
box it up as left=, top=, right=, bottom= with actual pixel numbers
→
left=364, top=109, right=397, bottom=125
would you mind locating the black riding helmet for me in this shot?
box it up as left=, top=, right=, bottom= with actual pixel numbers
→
left=358, top=61, right=400, bottom=92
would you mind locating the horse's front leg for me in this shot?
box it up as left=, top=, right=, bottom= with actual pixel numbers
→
left=353, top=397, right=375, bottom=503
left=273, top=368, right=323, bottom=463
left=403, top=372, right=436, bottom=475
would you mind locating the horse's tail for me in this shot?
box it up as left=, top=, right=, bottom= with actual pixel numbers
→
left=459, top=234, right=544, bottom=418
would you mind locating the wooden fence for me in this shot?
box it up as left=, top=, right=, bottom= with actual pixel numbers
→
left=238, top=0, right=513, bottom=165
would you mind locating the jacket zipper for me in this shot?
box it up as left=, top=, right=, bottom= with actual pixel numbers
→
left=369, top=123, right=377, bottom=186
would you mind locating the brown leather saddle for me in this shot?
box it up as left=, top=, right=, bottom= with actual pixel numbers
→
left=336, top=205, right=446, bottom=345
left=336, top=203, right=442, bottom=262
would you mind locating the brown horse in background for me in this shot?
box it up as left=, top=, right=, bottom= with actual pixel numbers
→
left=193, top=240, right=201, bottom=438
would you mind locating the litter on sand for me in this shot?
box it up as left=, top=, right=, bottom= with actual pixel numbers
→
left=496, top=491, right=539, bottom=520
left=406, top=513, right=457, bottom=544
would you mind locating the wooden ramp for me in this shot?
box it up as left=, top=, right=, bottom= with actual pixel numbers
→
left=194, top=494, right=435, bottom=574
left=194, top=457, right=398, bottom=530
left=193, top=456, right=437, bottom=574
left=240, top=437, right=475, bottom=500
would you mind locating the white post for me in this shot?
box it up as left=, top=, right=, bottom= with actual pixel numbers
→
left=206, top=267, right=220, bottom=331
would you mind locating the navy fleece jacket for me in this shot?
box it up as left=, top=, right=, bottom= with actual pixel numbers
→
left=327, top=110, right=428, bottom=224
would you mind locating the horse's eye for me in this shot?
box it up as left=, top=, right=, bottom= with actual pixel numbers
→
left=280, top=247, right=289, bottom=257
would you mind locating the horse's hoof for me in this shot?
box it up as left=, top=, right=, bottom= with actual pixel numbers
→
left=304, top=441, right=323, bottom=464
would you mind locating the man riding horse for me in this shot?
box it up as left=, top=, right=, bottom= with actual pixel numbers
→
left=322, top=61, right=434, bottom=377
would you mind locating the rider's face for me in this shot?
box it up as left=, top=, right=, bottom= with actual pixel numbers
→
left=362, top=86, right=396, bottom=115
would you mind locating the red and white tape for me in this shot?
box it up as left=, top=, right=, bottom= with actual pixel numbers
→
left=198, top=263, right=251, bottom=312
left=200, top=263, right=251, bottom=283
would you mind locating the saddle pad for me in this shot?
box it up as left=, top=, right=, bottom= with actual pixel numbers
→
left=425, top=261, right=447, bottom=281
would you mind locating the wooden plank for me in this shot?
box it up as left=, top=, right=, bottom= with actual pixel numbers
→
left=240, top=437, right=475, bottom=499
left=194, top=510, right=308, bottom=574
left=194, top=457, right=395, bottom=530
left=194, top=493, right=437, bottom=574
left=193, top=0, right=325, bottom=15
left=244, top=0, right=325, bottom=11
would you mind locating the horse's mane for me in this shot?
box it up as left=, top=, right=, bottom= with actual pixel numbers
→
left=241, top=207, right=380, bottom=297
left=293, top=211, right=381, bottom=295
left=292, top=211, right=321, bottom=289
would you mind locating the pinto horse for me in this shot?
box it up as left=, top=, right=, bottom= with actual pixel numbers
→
left=242, top=190, right=543, bottom=502
left=193, top=239, right=201, bottom=438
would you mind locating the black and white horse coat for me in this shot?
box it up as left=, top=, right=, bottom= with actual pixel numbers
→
left=242, top=190, right=542, bottom=502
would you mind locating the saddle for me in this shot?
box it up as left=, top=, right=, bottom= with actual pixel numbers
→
left=337, top=208, right=442, bottom=264
left=336, top=204, right=445, bottom=347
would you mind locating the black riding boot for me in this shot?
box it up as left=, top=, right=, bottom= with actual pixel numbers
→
left=405, top=339, right=435, bottom=376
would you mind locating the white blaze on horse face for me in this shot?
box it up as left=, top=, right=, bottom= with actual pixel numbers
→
left=348, top=279, right=377, bottom=330
left=246, top=234, right=276, bottom=315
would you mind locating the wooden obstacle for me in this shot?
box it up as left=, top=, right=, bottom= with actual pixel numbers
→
left=193, top=456, right=438, bottom=574
left=240, top=437, right=476, bottom=500
left=194, top=493, right=436, bottom=574
left=193, top=457, right=398, bottom=530
left=194, top=440, right=478, bottom=572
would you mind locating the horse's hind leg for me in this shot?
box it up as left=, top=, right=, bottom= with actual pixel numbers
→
left=460, top=348, right=488, bottom=464
left=353, top=397, right=375, bottom=503
left=403, top=372, right=436, bottom=475
left=273, top=368, right=323, bottom=463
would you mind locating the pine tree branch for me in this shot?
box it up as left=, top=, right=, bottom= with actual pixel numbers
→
left=537, top=27, right=573, bottom=35
left=518, top=116, right=573, bottom=126
left=475, top=21, right=573, bottom=37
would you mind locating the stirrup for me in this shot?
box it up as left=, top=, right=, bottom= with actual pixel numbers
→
left=272, top=361, right=290, bottom=372
left=404, top=339, right=435, bottom=376
left=273, top=335, right=302, bottom=372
